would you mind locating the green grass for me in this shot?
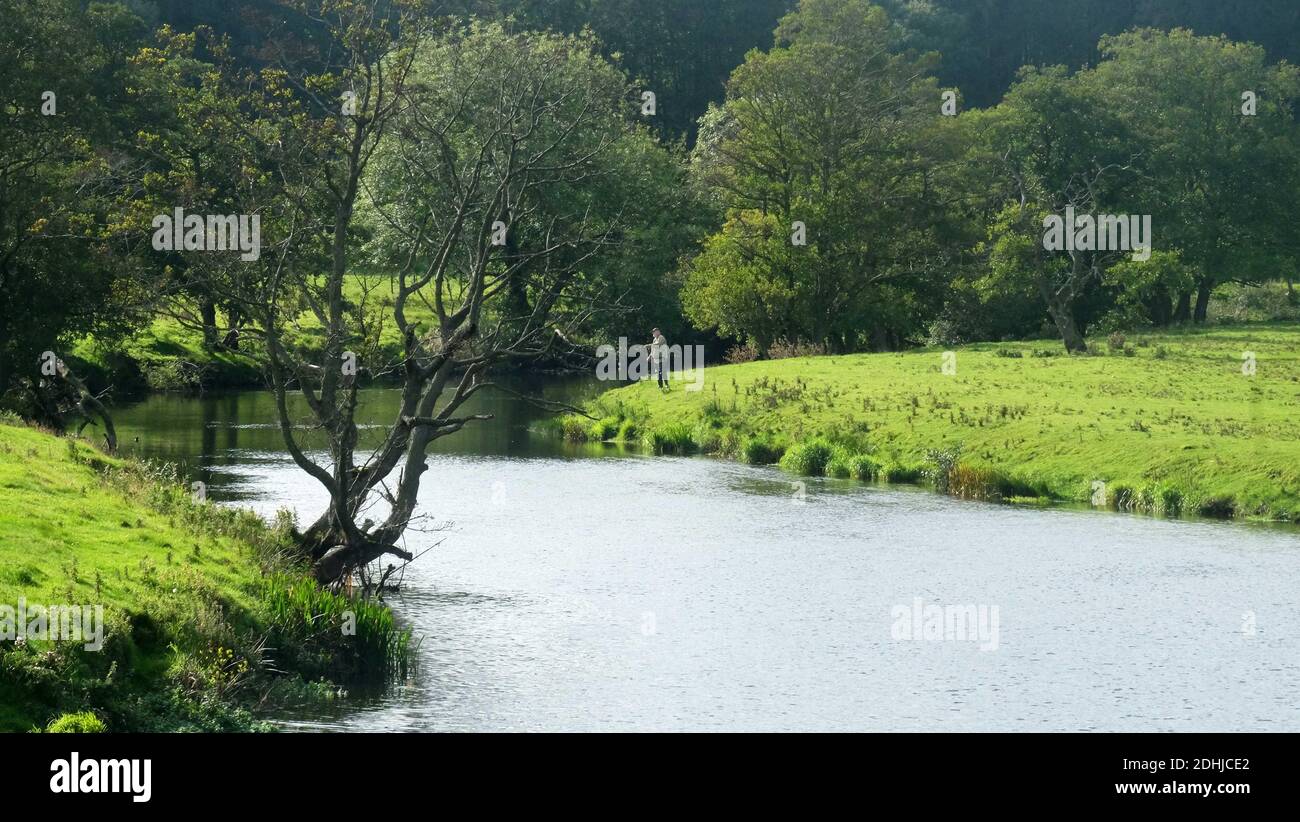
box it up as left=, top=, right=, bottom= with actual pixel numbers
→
left=70, top=273, right=443, bottom=393
left=0, top=420, right=408, bottom=731
left=578, top=323, right=1300, bottom=522
left=71, top=315, right=263, bottom=394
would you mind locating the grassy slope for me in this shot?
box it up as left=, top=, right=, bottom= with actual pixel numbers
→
left=70, top=274, right=439, bottom=393
left=586, top=323, right=1300, bottom=521
left=0, top=421, right=397, bottom=731
left=0, top=425, right=263, bottom=614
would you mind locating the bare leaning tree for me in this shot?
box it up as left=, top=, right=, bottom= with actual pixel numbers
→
left=209, top=5, right=648, bottom=584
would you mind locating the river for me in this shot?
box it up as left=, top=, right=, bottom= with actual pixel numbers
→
left=110, top=379, right=1300, bottom=731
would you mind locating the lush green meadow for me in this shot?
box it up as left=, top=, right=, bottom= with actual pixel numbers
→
left=0, top=419, right=406, bottom=731
left=572, top=323, right=1300, bottom=522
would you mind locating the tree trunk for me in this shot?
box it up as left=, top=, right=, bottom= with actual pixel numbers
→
left=199, top=299, right=219, bottom=348
left=1145, top=289, right=1172, bottom=326
left=1173, top=291, right=1191, bottom=323
left=1193, top=278, right=1214, bottom=324
left=1047, top=299, right=1087, bottom=353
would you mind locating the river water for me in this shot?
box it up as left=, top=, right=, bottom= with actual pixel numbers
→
left=111, top=379, right=1300, bottom=731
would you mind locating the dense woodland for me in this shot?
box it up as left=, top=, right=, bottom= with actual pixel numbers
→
left=4, top=0, right=1300, bottom=412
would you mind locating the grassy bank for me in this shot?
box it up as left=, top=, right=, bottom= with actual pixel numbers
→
left=565, top=323, right=1300, bottom=522
left=0, top=417, right=409, bottom=732
left=69, top=274, right=443, bottom=395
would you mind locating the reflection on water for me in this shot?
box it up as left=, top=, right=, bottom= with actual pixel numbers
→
left=112, top=380, right=1300, bottom=731
left=113, top=375, right=612, bottom=501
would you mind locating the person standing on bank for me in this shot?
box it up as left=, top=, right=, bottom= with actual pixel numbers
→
left=650, top=327, right=670, bottom=391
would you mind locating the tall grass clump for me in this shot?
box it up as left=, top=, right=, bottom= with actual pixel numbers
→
left=1137, top=483, right=1184, bottom=516
left=825, top=447, right=857, bottom=478
left=879, top=461, right=925, bottom=484
left=45, top=711, right=108, bottom=733
left=262, top=575, right=412, bottom=683
left=558, top=414, right=592, bottom=443
left=1108, top=483, right=1138, bottom=512
left=588, top=416, right=620, bottom=442
left=741, top=436, right=784, bottom=465
left=945, top=462, right=1049, bottom=502
left=778, top=439, right=835, bottom=476
left=642, top=421, right=696, bottom=455
left=847, top=454, right=882, bottom=481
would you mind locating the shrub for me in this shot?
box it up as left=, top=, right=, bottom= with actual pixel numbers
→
left=724, top=343, right=758, bottom=364
left=717, top=429, right=742, bottom=458
left=642, top=422, right=696, bottom=455
left=947, top=463, right=1000, bottom=500
left=1197, top=496, right=1236, bottom=519
left=1131, top=483, right=1183, bottom=515
left=558, top=415, right=591, bottom=443
left=588, top=416, right=620, bottom=442
left=768, top=338, right=825, bottom=360
left=825, top=448, right=854, bottom=478
left=1107, top=331, right=1127, bottom=353
left=993, top=348, right=1022, bottom=358
left=1109, top=483, right=1137, bottom=511
left=45, top=711, right=107, bottom=733
left=615, top=419, right=639, bottom=442
left=691, top=422, right=723, bottom=454
left=262, top=575, right=411, bottom=683
left=778, top=439, right=835, bottom=476
left=1209, top=280, right=1300, bottom=323
left=925, top=445, right=964, bottom=492
left=847, top=454, right=882, bottom=481
left=741, top=436, right=784, bottom=465
left=880, top=461, right=924, bottom=484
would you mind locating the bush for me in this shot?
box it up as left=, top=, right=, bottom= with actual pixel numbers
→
left=768, top=338, right=826, bottom=360
left=1197, top=496, right=1236, bottom=519
left=847, top=454, right=882, bottom=481
left=741, top=436, right=784, bottom=465
left=45, top=711, right=107, bottom=733
left=724, top=343, right=758, bottom=364
left=1133, top=483, right=1183, bottom=515
left=558, top=415, right=591, bottom=443
left=947, top=463, right=1048, bottom=501
left=880, top=462, right=924, bottom=484
left=615, top=419, right=639, bottom=442
left=825, top=448, right=854, bottom=478
left=1109, top=483, right=1137, bottom=511
left=691, top=422, right=724, bottom=454
left=642, top=422, right=696, bottom=455
left=262, top=575, right=411, bottom=683
left=778, top=439, right=835, bottom=476
left=1209, top=280, right=1300, bottom=323
left=925, top=445, right=964, bottom=492
left=588, top=416, right=620, bottom=441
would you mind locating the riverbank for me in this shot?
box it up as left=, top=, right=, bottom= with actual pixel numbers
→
left=0, top=418, right=408, bottom=731
left=68, top=274, right=518, bottom=396
left=566, top=323, right=1300, bottom=523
